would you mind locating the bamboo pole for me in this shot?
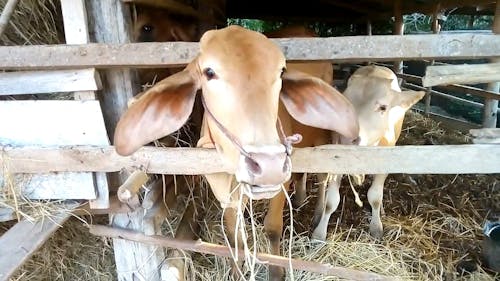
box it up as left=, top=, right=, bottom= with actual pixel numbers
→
left=89, top=224, right=396, bottom=281
left=0, top=0, right=19, bottom=38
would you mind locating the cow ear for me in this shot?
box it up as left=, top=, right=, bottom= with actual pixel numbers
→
left=280, top=70, right=359, bottom=140
left=392, top=90, right=425, bottom=110
left=114, top=67, right=199, bottom=156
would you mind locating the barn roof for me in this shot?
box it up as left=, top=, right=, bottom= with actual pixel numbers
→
left=225, top=0, right=497, bottom=23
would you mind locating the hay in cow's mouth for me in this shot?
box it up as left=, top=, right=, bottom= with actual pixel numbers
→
left=243, top=184, right=282, bottom=200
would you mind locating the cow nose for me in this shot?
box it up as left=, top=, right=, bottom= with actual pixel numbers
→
left=235, top=145, right=291, bottom=193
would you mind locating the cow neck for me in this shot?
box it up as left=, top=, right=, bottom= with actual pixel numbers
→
left=200, top=95, right=302, bottom=158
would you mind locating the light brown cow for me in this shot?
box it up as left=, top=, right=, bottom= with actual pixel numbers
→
left=262, top=25, right=355, bottom=280
left=311, top=65, right=425, bottom=240
left=114, top=25, right=359, bottom=280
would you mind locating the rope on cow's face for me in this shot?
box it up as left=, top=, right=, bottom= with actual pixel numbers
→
left=201, top=95, right=302, bottom=158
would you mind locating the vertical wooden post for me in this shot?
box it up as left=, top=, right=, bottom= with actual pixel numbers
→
left=87, top=1, right=164, bottom=280
left=468, top=15, right=475, bottom=29
left=424, top=3, right=441, bottom=115
left=482, top=1, right=499, bottom=128
left=60, top=0, right=110, bottom=209
left=393, top=0, right=404, bottom=85
left=366, top=20, right=372, bottom=36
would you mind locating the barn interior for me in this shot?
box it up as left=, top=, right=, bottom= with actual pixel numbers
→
left=0, top=0, right=499, bottom=280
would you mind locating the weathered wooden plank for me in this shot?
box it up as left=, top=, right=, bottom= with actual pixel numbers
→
left=423, top=63, right=500, bottom=87
left=0, top=172, right=96, bottom=200
left=398, top=72, right=500, bottom=100
left=1, top=145, right=499, bottom=175
left=470, top=128, right=500, bottom=144
left=0, top=100, right=109, bottom=200
left=0, top=205, right=77, bottom=280
left=0, top=69, right=101, bottom=95
left=0, top=34, right=499, bottom=70
left=87, top=0, right=163, bottom=279
left=60, top=0, right=90, bottom=44
left=61, top=0, right=109, bottom=209
left=0, top=100, right=109, bottom=146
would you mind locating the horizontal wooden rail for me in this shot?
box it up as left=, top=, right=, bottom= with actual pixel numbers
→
left=397, top=72, right=500, bottom=100
left=0, top=69, right=101, bottom=95
left=423, top=62, right=500, bottom=87
left=89, top=225, right=395, bottom=281
left=1, top=144, right=499, bottom=175
left=0, top=34, right=499, bottom=70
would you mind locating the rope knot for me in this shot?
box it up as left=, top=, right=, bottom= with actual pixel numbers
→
left=284, top=133, right=302, bottom=155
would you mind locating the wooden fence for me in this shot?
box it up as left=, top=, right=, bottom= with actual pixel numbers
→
left=0, top=0, right=499, bottom=280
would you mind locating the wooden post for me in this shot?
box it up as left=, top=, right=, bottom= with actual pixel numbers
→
left=60, top=0, right=110, bottom=209
left=424, top=3, right=441, bottom=115
left=87, top=1, right=164, bottom=280
left=393, top=0, right=404, bottom=85
left=482, top=1, right=500, bottom=128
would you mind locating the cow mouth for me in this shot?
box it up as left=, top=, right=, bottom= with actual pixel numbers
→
left=243, top=184, right=282, bottom=200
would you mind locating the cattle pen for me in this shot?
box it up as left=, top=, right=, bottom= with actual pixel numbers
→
left=0, top=0, right=499, bottom=281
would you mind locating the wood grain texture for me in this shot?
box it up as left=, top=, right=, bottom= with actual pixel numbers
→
left=423, top=63, right=500, bottom=87
left=0, top=69, right=101, bottom=95
left=1, top=144, right=499, bottom=175
left=0, top=34, right=499, bottom=70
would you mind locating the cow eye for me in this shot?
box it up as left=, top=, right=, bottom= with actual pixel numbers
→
left=378, top=104, right=388, bottom=112
left=142, top=25, right=154, bottom=32
left=204, top=67, right=217, bottom=80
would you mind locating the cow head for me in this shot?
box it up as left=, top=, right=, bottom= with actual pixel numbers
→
left=114, top=25, right=359, bottom=201
left=343, top=65, right=425, bottom=146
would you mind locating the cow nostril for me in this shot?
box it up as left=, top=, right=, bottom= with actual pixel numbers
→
left=352, top=137, right=361, bottom=145
left=245, top=157, right=262, bottom=175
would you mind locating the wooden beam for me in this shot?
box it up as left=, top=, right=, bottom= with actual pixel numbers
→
left=2, top=144, right=500, bottom=175
left=423, top=63, right=500, bottom=87
left=0, top=69, right=101, bottom=96
left=0, top=34, right=499, bottom=70
left=87, top=0, right=163, bottom=280
left=89, top=224, right=396, bottom=281
left=0, top=204, right=77, bottom=280
left=482, top=0, right=500, bottom=128
left=470, top=128, right=500, bottom=144
left=0, top=172, right=97, bottom=200
left=397, top=72, right=500, bottom=100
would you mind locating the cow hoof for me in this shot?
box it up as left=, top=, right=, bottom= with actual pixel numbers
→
left=269, top=265, right=285, bottom=281
left=161, top=261, right=185, bottom=281
left=311, top=228, right=327, bottom=241
left=369, top=222, right=383, bottom=239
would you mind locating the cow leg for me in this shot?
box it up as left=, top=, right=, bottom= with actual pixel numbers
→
left=292, top=173, right=307, bottom=208
left=311, top=174, right=341, bottom=241
left=263, top=182, right=292, bottom=281
left=367, top=174, right=388, bottom=239
left=312, top=173, right=329, bottom=229
left=162, top=177, right=200, bottom=281
left=163, top=200, right=199, bottom=281
left=223, top=198, right=249, bottom=281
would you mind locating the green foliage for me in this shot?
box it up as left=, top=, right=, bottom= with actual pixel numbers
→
left=403, top=13, right=494, bottom=34
left=227, top=19, right=284, bottom=33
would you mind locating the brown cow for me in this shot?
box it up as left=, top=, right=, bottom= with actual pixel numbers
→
left=132, top=4, right=199, bottom=86
left=262, top=25, right=353, bottom=280
left=114, top=25, right=359, bottom=281
left=311, top=65, right=425, bottom=240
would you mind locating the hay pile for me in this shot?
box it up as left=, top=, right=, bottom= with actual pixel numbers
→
left=2, top=110, right=498, bottom=281
left=0, top=0, right=63, bottom=45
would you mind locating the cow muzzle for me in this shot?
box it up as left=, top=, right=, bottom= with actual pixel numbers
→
left=235, top=145, right=291, bottom=199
